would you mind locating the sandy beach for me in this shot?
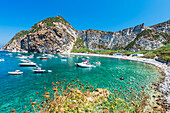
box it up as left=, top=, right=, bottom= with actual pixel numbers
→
left=68, top=53, right=170, bottom=105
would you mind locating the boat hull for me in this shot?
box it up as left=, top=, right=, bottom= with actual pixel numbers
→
left=8, top=72, right=23, bottom=75
left=76, top=63, right=96, bottom=68
left=19, top=63, right=36, bottom=67
left=33, top=70, right=46, bottom=73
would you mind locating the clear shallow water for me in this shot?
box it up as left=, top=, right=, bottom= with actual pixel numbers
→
left=0, top=51, right=162, bottom=112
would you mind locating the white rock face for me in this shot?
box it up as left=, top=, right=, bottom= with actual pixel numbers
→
left=1, top=18, right=170, bottom=53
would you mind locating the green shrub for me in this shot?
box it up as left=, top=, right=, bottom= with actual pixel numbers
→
left=144, top=53, right=156, bottom=58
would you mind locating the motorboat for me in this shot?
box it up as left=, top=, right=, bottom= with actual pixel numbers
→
left=8, top=70, right=23, bottom=75
left=39, top=57, right=49, bottom=59
left=21, top=59, right=30, bottom=62
left=76, top=60, right=96, bottom=68
left=76, top=62, right=96, bottom=68
left=33, top=67, right=52, bottom=73
left=28, top=54, right=34, bottom=58
left=19, top=62, right=37, bottom=67
left=0, top=59, right=5, bottom=61
left=33, top=67, right=46, bottom=73
left=61, top=59, right=67, bottom=61
left=18, top=56, right=28, bottom=59
left=60, top=55, right=68, bottom=59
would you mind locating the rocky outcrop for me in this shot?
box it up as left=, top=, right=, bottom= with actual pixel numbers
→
left=1, top=16, right=170, bottom=53
left=77, top=23, right=146, bottom=50
left=2, top=15, right=77, bottom=53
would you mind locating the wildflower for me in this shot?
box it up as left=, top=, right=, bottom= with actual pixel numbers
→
left=60, top=89, right=63, bottom=91
left=31, top=102, right=36, bottom=104
left=61, top=81, right=64, bottom=83
left=69, top=83, right=72, bottom=86
left=56, top=74, right=57, bottom=76
left=44, top=87, right=46, bottom=90
left=36, top=92, right=39, bottom=94
left=11, top=109, right=15, bottom=112
left=77, top=79, right=79, bottom=82
left=86, top=81, right=89, bottom=83
left=24, top=106, right=27, bottom=108
left=141, top=86, right=144, bottom=88
left=146, top=96, right=149, bottom=99
left=72, top=80, right=75, bottom=81
left=75, top=84, right=77, bottom=86
left=64, top=79, right=67, bottom=81
left=120, top=110, right=126, bottom=113
left=86, top=87, right=89, bottom=89
left=115, top=81, right=117, bottom=83
left=30, top=99, right=32, bottom=101
left=45, top=92, right=50, bottom=95
left=56, top=82, right=60, bottom=84
left=43, top=95, right=50, bottom=98
left=73, top=104, right=78, bottom=107
left=120, top=87, right=122, bottom=89
left=127, top=82, right=130, bottom=84
left=53, top=88, right=58, bottom=91
left=52, top=82, right=56, bottom=85
left=31, top=105, right=34, bottom=108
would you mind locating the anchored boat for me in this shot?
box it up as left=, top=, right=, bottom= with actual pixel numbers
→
left=8, top=70, right=23, bottom=75
left=39, top=57, right=49, bottom=59
left=19, top=62, right=37, bottom=67
left=76, top=60, right=96, bottom=68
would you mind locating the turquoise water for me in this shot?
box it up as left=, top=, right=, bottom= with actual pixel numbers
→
left=0, top=51, right=162, bottom=112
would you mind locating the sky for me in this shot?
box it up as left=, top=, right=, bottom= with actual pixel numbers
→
left=0, top=0, right=169, bottom=46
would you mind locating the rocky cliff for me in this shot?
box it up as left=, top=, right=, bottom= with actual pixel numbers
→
left=1, top=16, right=170, bottom=53
left=2, top=15, right=77, bottom=53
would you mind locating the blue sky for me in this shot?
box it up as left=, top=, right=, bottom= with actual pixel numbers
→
left=0, top=0, right=169, bottom=45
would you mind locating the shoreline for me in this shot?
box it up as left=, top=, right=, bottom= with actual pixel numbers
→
left=67, top=53, right=170, bottom=104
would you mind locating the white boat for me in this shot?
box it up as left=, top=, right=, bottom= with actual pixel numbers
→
left=76, top=61, right=96, bottom=68
left=0, top=59, right=5, bottom=61
left=21, top=59, right=30, bottom=62
left=19, top=62, right=37, bottom=67
left=60, top=55, right=68, bottom=59
left=61, top=59, right=67, bottom=61
left=33, top=67, right=46, bottom=73
left=8, top=70, right=23, bottom=75
left=18, top=56, right=28, bottom=59
left=28, top=54, right=34, bottom=58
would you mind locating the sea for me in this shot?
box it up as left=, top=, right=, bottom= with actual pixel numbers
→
left=0, top=51, right=162, bottom=112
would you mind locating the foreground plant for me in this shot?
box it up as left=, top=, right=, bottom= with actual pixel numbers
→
left=14, top=78, right=167, bottom=113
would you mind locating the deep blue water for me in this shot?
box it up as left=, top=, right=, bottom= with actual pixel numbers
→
left=0, top=51, right=162, bottom=112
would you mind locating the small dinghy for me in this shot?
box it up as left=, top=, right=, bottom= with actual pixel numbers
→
left=8, top=70, right=23, bottom=75
left=120, top=76, right=124, bottom=80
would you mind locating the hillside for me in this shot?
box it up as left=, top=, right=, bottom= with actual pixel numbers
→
left=1, top=16, right=170, bottom=53
left=2, top=15, right=76, bottom=53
